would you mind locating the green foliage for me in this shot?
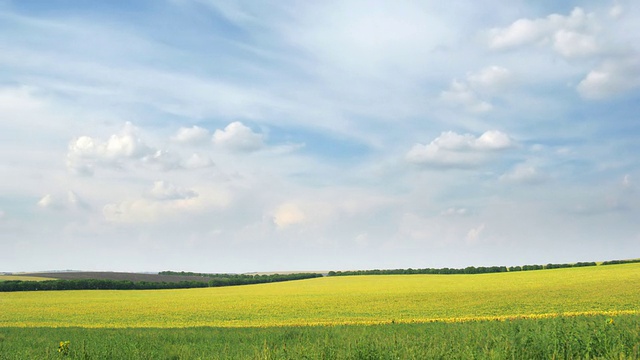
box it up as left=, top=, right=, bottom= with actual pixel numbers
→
left=57, top=341, right=70, bottom=356
left=159, top=271, right=324, bottom=287
left=0, top=279, right=210, bottom=292
left=0, top=314, right=638, bottom=359
left=0, top=273, right=323, bottom=292
left=328, top=261, right=606, bottom=276
left=601, top=258, right=640, bottom=265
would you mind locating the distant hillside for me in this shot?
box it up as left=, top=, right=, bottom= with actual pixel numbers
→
left=19, top=272, right=210, bottom=283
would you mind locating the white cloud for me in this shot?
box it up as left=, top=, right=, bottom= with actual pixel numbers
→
left=500, top=164, right=546, bottom=184
left=488, top=7, right=599, bottom=59
left=103, top=186, right=229, bottom=223
left=440, top=80, right=492, bottom=113
left=441, top=66, right=512, bottom=113
left=475, top=130, right=514, bottom=150
left=101, top=122, right=152, bottom=158
left=37, top=191, right=88, bottom=210
left=212, top=121, right=264, bottom=152
left=467, top=66, right=512, bottom=92
left=148, top=181, right=197, bottom=201
left=182, top=153, right=214, bottom=169
left=488, top=6, right=640, bottom=100
left=141, top=150, right=181, bottom=171
left=622, top=174, right=631, bottom=188
left=272, top=203, right=305, bottom=229
left=488, top=18, right=550, bottom=49
left=67, top=123, right=213, bottom=173
left=553, top=30, right=599, bottom=58
left=172, top=126, right=210, bottom=145
left=406, top=130, right=514, bottom=168
left=67, top=122, right=155, bottom=174
left=37, top=194, right=56, bottom=209
left=577, top=57, right=640, bottom=99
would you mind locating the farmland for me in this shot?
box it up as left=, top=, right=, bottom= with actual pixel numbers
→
left=0, top=275, right=55, bottom=282
left=1, top=263, right=639, bottom=358
left=2, top=263, right=639, bottom=328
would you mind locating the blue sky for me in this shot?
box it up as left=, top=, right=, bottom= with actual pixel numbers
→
left=1, top=0, right=639, bottom=273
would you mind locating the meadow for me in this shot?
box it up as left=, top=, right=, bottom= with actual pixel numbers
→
left=1, top=263, right=639, bottom=358
left=0, top=315, right=639, bottom=359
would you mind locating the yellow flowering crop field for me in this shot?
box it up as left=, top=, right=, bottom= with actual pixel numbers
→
left=1, top=263, right=639, bottom=328
left=0, top=275, right=55, bottom=282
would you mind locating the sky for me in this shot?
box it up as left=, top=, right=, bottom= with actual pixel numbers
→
left=1, top=0, right=639, bottom=273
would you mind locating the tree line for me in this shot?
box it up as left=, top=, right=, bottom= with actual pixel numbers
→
left=327, top=261, right=607, bottom=277
left=0, top=273, right=323, bottom=292
left=158, top=271, right=323, bottom=286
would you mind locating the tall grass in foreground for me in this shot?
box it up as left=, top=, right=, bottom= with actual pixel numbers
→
left=0, top=314, right=638, bottom=359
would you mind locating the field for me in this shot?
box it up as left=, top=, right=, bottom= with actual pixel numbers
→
left=1, top=263, right=639, bottom=358
left=6, top=271, right=211, bottom=283
left=0, top=275, right=55, bottom=282
left=1, top=315, right=639, bottom=359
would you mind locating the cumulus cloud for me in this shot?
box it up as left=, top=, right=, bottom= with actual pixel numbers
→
left=212, top=121, right=264, bottom=152
left=487, top=6, right=640, bottom=99
left=577, top=57, right=640, bottom=99
left=172, top=126, right=210, bottom=145
left=67, top=123, right=213, bottom=173
left=272, top=203, right=305, bottom=229
left=406, top=130, right=514, bottom=168
left=67, top=122, right=155, bottom=174
left=148, top=181, right=197, bottom=201
left=488, top=7, right=600, bottom=58
left=441, top=66, right=512, bottom=113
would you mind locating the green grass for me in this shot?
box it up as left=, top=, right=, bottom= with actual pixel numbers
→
left=0, top=314, right=638, bottom=359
